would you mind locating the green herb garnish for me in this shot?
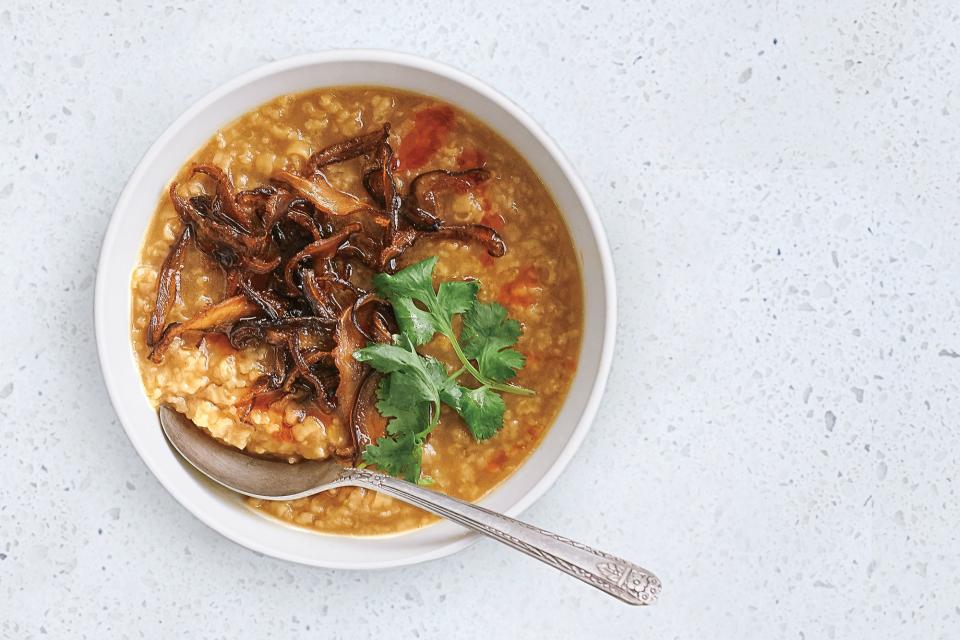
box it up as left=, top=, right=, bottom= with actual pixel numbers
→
left=353, top=257, right=531, bottom=482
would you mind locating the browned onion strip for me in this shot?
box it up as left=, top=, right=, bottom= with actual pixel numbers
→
left=300, top=269, right=339, bottom=321
left=239, top=282, right=284, bottom=320
left=402, top=204, right=442, bottom=231
left=377, top=143, right=401, bottom=234
left=170, top=183, right=268, bottom=257
left=377, top=226, right=419, bottom=271
left=236, top=373, right=286, bottom=420
left=147, top=225, right=192, bottom=347
left=240, top=389, right=286, bottom=420
left=189, top=193, right=250, bottom=235
left=336, top=240, right=379, bottom=269
left=371, top=313, right=393, bottom=344
left=191, top=164, right=256, bottom=231
left=369, top=167, right=499, bottom=269
left=235, top=185, right=277, bottom=207
left=303, top=349, right=333, bottom=366
left=350, top=293, right=394, bottom=344
left=222, top=268, right=242, bottom=299
left=315, top=271, right=364, bottom=298
left=432, top=223, right=506, bottom=257
left=273, top=170, right=376, bottom=218
left=305, top=124, right=389, bottom=174
left=375, top=222, right=505, bottom=270
left=350, top=293, right=379, bottom=343
left=360, top=167, right=383, bottom=205
left=228, top=316, right=335, bottom=350
left=411, top=168, right=491, bottom=215
left=286, top=332, right=335, bottom=413
left=149, top=295, right=259, bottom=362
left=261, top=192, right=294, bottom=230
left=283, top=222, right=362, bottom=293
left=285, top=210, right=324, bottom=241
left=239, top=253, right=282, bottom=274
left=362, top=169, right=442, bottom=231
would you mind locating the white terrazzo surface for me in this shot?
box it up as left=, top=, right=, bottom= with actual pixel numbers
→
left=2, top=1, right=959, bottom=637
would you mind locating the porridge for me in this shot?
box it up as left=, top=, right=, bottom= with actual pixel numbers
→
left=130, top=87, right=583, bottom=535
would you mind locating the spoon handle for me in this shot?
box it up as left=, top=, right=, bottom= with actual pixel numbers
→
left=337, top=468, right=661, bottom=605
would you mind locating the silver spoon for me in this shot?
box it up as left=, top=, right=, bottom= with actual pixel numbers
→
left=159, top=405, right=661, bottom=605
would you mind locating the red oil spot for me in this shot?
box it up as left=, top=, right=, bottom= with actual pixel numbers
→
left=397, top=105, right=455, bottom=171
left=250, top=389, right=284, bottom=413
left=200, top=333, right=236, bottom=356
left=477, top=184, right=499, bottom=220
left=457, top=147, right=486, bottom=169
left=486, top=449, right=509, bottom=473
left=275, top=423, right=296, bottom=443
left=304, top=404, right=334, bottom=423
left=523, top=353, right=539, bottom=370
left=497, top=265, right=541, bottom=309
left=481, top=211, right=506, bottom=231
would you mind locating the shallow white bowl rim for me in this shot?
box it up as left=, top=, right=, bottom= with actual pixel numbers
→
left=94, top=49, right=617, bottom=569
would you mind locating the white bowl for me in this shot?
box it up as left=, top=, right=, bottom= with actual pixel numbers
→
left=95, top=50, right=616, bottom=569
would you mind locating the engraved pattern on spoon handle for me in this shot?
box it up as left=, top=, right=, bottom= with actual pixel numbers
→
left=337, top=468, right=661, bottom=606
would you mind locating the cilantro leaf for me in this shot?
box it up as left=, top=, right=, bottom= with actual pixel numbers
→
left=356, top=337, right=449, bottom=416
left=372, top=256, right=437, bottom=303
left=361, top=431, right=423, bottom=483
left=373, top=259, right=480, bottom=346
left=438, top=382, right=464, bottom=413
left=422, top=357, right=464, bottom=409
left=372, top=257, right=441, bottom=345
left=453, top=385, right=506, bottom=440
left=387, top=297, right=437, bottom=345
left=461, top=302, right=522, bottom=353
left=436, top=280, right=480, bottom=319
left=352, top=340, right=421, bottom=374
left=461, top=302, right=526, bottom=382
left=375, top=373, right=433, bottom=435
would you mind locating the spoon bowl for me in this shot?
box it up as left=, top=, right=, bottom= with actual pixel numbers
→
left=159, top=405, right=662, bottom=606
left=159, top=405, right=345, bottom=499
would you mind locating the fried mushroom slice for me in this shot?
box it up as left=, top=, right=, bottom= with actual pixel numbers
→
left=147, top=225, right=192, bottom=347
left=305, top=124, right=390, bottom=174
left=149, top=295, right=259, bottom=363
left=332, top=306, right=368, bottom=457
left=273, top=171, right=377, bottom=218
left=351, top=371, right=388, bottom=461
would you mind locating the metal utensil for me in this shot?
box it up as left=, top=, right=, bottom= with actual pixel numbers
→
left=159, top=405, right=661, bottom=605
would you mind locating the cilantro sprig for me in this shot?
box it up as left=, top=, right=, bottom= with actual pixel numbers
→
left=353, top=257, right=532, bottom=482
left=371, top=256, right=532, bottom=396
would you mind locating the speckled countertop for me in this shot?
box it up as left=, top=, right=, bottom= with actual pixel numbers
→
left=2, top=2, right=959, bottom=638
